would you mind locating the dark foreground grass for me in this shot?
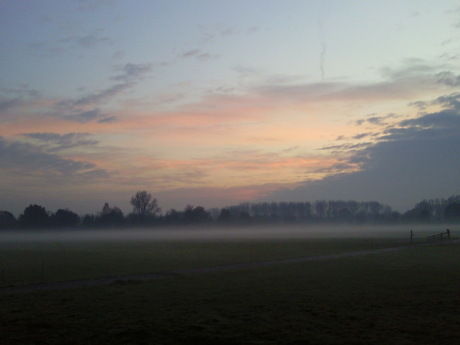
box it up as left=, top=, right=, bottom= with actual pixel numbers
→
left=0, top=236, right=409, bottom=287
left=1, top=241, right=460, bottom=345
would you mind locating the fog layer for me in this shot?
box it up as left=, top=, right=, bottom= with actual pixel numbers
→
left=0, top=224, right=450, bottom=243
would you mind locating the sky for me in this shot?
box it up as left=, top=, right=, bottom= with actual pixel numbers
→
left=1, top=0, right=460, bottom=216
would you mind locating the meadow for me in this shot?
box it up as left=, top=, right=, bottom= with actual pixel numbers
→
left=1, top=225, right=459, bottom=344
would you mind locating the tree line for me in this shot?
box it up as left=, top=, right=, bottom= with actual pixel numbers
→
left=1, top=191, right=460, bottom=229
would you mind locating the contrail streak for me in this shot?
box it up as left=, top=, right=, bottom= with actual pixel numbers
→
left=318, top=4, right=326, bottom=82
left=320, top=38, right=326, bottom=82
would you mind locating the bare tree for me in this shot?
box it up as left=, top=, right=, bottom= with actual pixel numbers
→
left=130, top=191, right=161, bottom=217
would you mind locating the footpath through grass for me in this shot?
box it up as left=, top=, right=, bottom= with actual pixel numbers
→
left=1, top=239, right=459, bottom=344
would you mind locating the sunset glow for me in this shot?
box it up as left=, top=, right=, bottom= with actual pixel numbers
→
left=1, top=0, right=459, bottom=215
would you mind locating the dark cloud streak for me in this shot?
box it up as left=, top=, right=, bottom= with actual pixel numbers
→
left=355, top=114, right=398, bottom=126
left=0, top=98, right=22, bottom=114
left=59, top=31, right=112, bottom=49
left=22, top=132, right=99, bottom=152
left=436, top=71, right=460, bottom=87
left=66, top=109, right=108, bottom=123
left=53, top=62, right=152, bottom=123
left=0, top=136, right=109, bottom=178
left=267, top=94, right=460, bottom=211
left=180, top=49, right=218, bottom=61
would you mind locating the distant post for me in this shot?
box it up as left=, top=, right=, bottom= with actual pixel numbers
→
left=40, top=260, right=45, bottom=283
left=410, top=230, right=413, bottom=244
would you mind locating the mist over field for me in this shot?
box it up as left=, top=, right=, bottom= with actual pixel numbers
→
left=0, top=224, right=451, bottom=244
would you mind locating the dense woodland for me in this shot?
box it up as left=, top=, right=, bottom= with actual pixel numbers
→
left=1, top=192, right=460, bottom=229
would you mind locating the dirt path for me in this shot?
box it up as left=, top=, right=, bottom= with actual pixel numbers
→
left=1, top=240, right=458, bottom=296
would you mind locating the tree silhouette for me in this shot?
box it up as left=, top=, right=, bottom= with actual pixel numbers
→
left=238, top=211, right=252, bottom=225
left=218, top=208, right=232, bottom=224
left=20, top=204, right=50, bottom=228
left=163, top=209, right=182, bottom=225
left=0, top=210, right=17, bottom=229
left=81, top=214, right=96, bottom=227
left=52, top=208, right=80, bottom=227
left=130, top=191, right=161, bottom=217
left=445, top=202, right=460, bottom=221
left=183, top=205, right=211, bottom=224
left=98, top=203, right=124, bottom=227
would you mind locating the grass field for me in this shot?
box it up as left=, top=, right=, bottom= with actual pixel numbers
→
left=1, top=226, right=459, bottom=344
left=0, top=225, right=420, bottom=287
